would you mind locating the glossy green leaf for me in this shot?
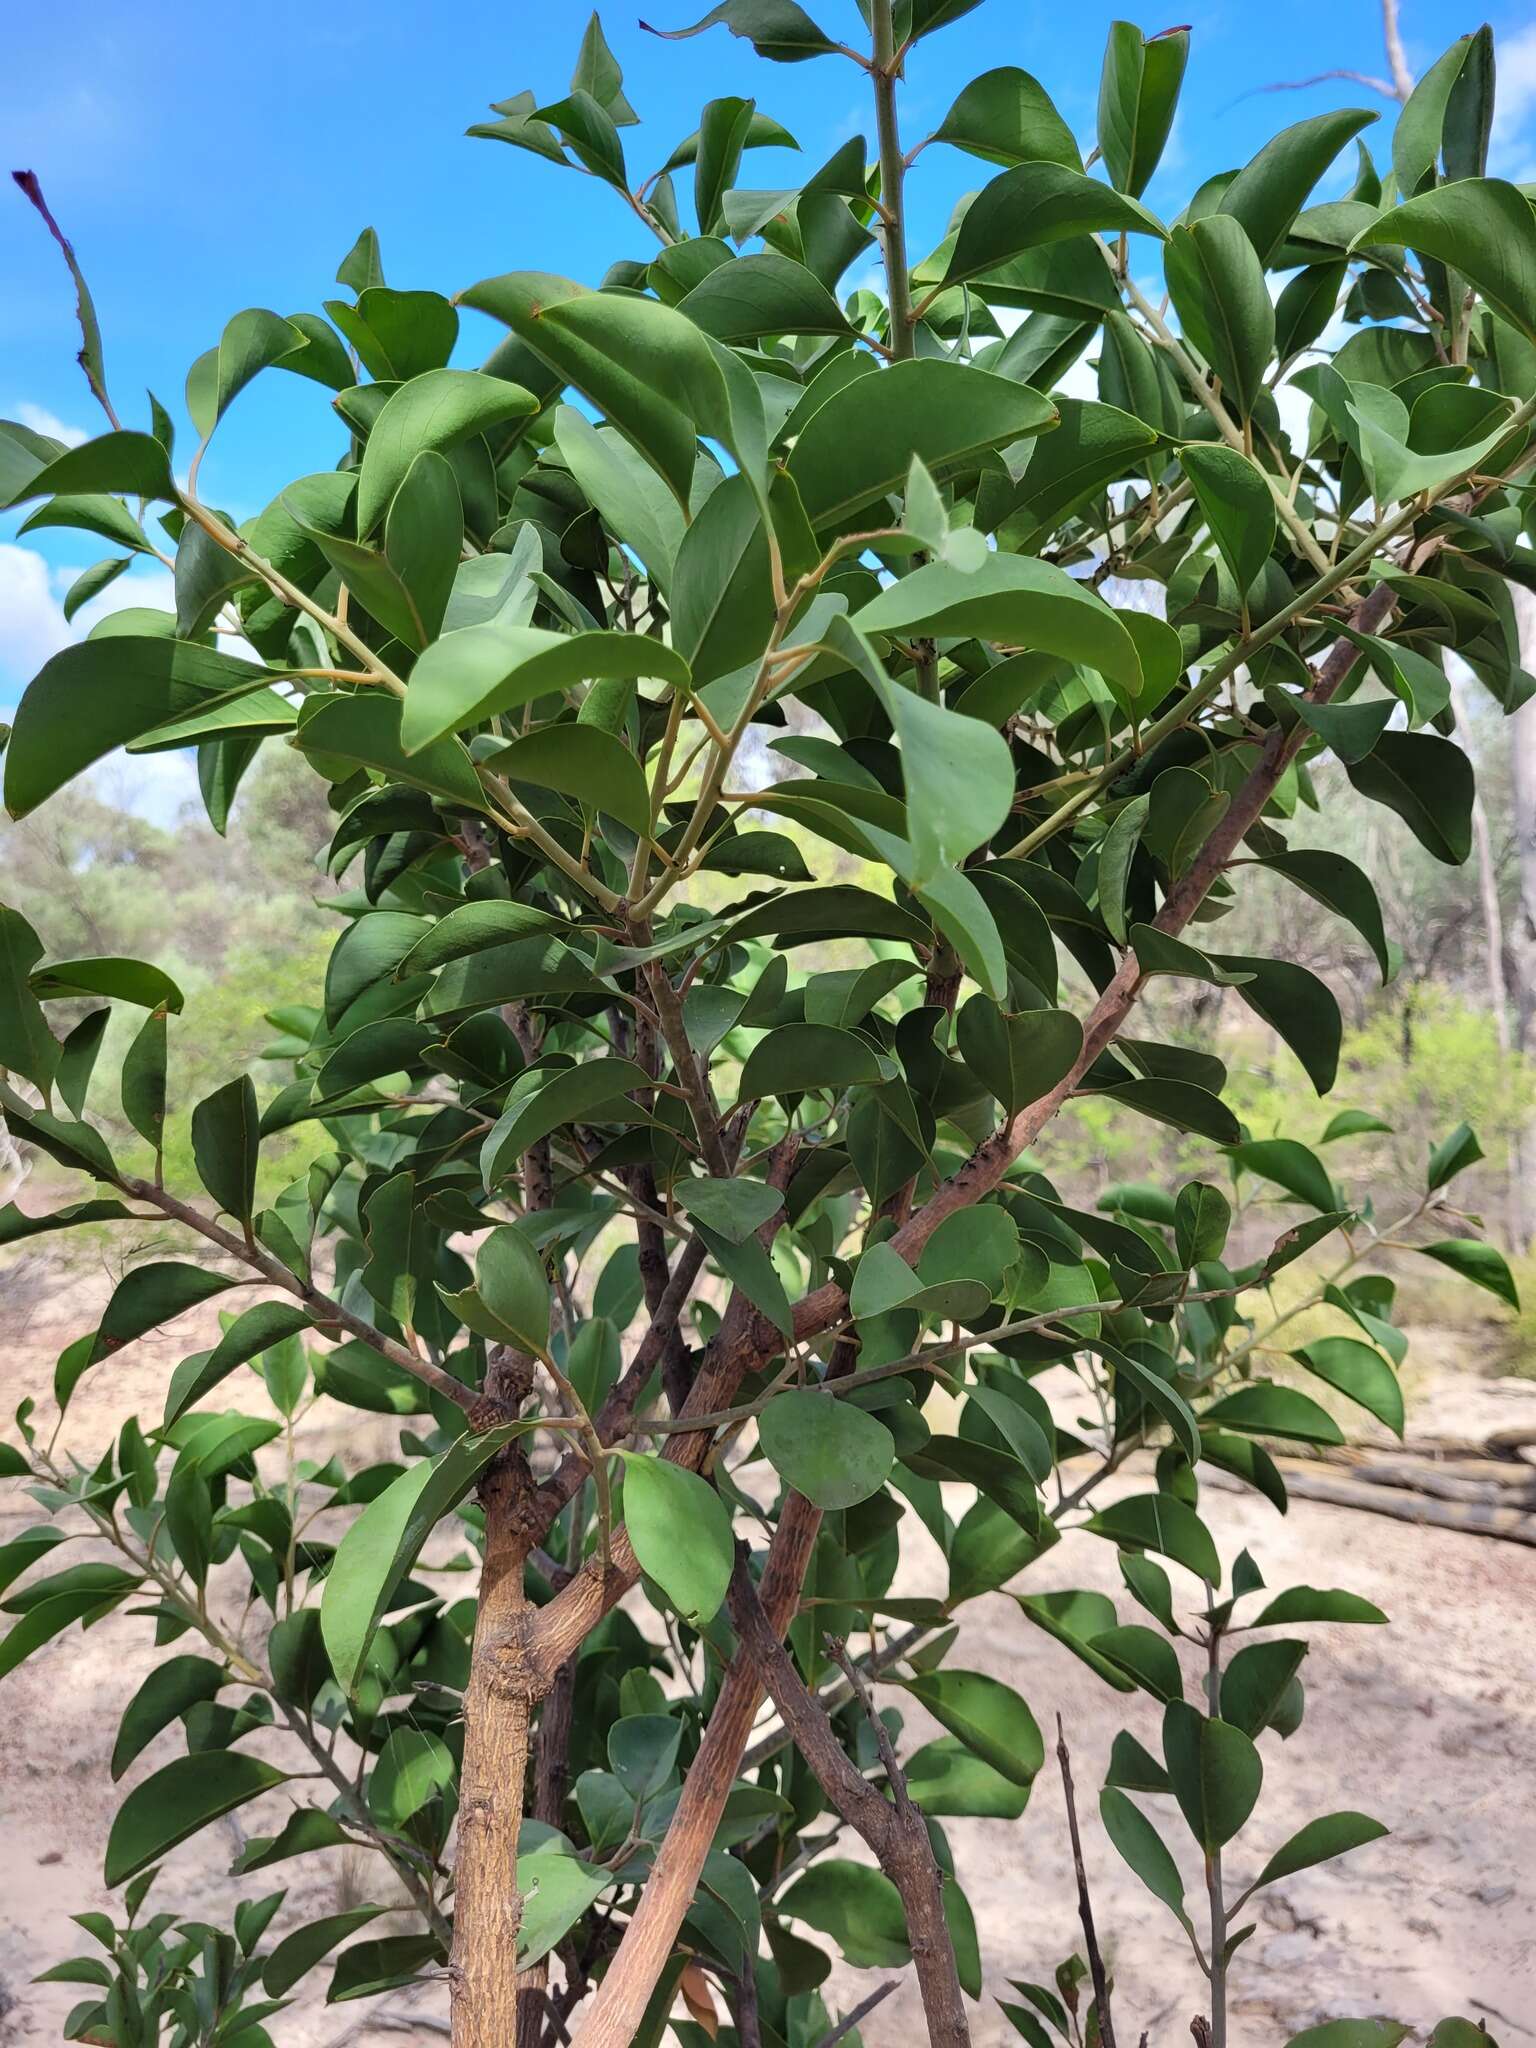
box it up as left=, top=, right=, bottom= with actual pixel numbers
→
left=4, top=639, right=274, bottom=819
left=320, top=1420, right=530, bottom=1692
left=944, top=163, right=1165, bottom=288
left=933, top=67, right=1080, bottom=170
left=1412, top=1238, right=1519, bottom=1309
left=1097, top=21, right=1189, bottom=198
left=1179, top=445, right=1275, bottom=594
left=1162, top=1701, right=1262, bottom=1851
left=758, top=1389, right=894, bottom=1508
left=105, top=1753, right=289, bottom=1886
left=1099, top=1785, right=1191, bottom=1926
left=298, top=694, right=486, bottom=810
left=401, top=625, right=687, bottom=755
left=1219, top=109, right=1378, bottom=266
left=355, top=368, right=537, bottom=534
left=1165, top=216, right=1275, bottom=419
left=481, top=1058, right=651, bottom=1182
left=855, top=552, right=1142, bottom=692
left=780, top=1861, right=910, bottom=1969
left=1291, top=1336, right=1403, bottom=1435
left=956, top=997, right=1083, bottom=1121
left=895, top=1669, right=1044, bottom=1786
left=1353, top=178, right=1536, bottom=344
left=787, top=358, right=1056, bottom=534
left=0, top=903, right=58, bottom=1096
left=616, top=1452, right=733, bottom=1625
left=1084, top=1493, right=1221, bottom=1585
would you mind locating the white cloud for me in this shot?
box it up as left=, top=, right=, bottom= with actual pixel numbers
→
left=15, top=402, right=88, bottom=448
left=0, top=548, right=256, bottom=829
left=1492, top=22, right=1536, bottom=182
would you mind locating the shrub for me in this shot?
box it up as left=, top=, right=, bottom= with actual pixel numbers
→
left=1, top=6, right=1529, bottom=2044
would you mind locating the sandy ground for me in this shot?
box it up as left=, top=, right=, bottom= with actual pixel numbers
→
left=2, top=1244, right=1533, bottom=2047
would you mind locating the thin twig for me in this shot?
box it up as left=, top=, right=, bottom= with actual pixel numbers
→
left=1057, top=1715, right=1118, bottom=2048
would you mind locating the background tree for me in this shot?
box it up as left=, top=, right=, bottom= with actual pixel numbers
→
left=2, top=5, right=1532, bottom=2046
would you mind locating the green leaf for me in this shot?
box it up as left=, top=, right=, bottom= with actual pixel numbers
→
left=1283, top=2025, right=1407, bottom=2048
left=53, top=1006, right=104, bottom=1118
left=1202, top=1383, right=1345, bottom=1447
left=616, top=1452, right=733, bottom=1625
left=0, top=903, right=58, bottom=1096
left=738, top=1022, right=889, bottom=1103
left=1413, top=1238, right=1519, bottom=1309
left=786, top=358, right=1056, bottom=535
left=370, top=1728, right=456, bottom=1826
left=1097, top=21, right=1189, bottom=197
left=1346, top=733, right=1474, bottom=870
left=190, top=1075, right=259, bottom=1225
left=758, top=1389, right=894, bottom=1509
left=1179, top=445, right=1275, bottom=595
left=198, top=309, right=306, bottom=430
left=4, top=638, right=273, bottom=819
left=956, top=997, right=1083, bottom=1121
left=1162, top=1702, right=1263, bottom=1851
left=944, top=163, right=1165, bottom=287
left=1427, top=1121, right=1483, bottom=1190
left=1292, top=1336, right=1404, bottom=1435
left=517, top=1849, right=613, bottom=1968
left=109, top=1658, right=225, bottom=1780
left=320, top=1421, right=530, bottom=1692
left=1165, top=216, right=1275, bottom=419
left=395, top=902, right=567, bottom=977
left=894, top=1670, right=1044, bottom=1786
left=163, top=1302, right=316, bottom=1426
left=384, top=449, right=461, bottom=646
left=1251, top=1586, right=1387, bottom=1628
left=780, top=1861, right=910, bottom=1969
left=481, top=1058, right=651, bottom=1182
left=121, top=1006, right=169, bottom=1152
left=934, top=67, right=1080, bottom=170
left=1219, top=109, right=1378, bottom=266
left=1213, top=953, right=1341, bottom=1096
left=104, top=1752, right=288, bottom=1886
left=459, top=270, right=764, bottom=508
left=675, top=1177, right=783, bottom=1243
left=642, top=2, right=839, bottom=64
left=1099, top=1785, right=1190, bottom=1927
left=1229, top=1138, right=1338, bottom=1214
left=493, top=723, right=650, bottom=834
left=476, top=1225, right=552, bottom=1354
left=401, top=625, right=688, bottom=755
left=31, top=954, right=183, bottom=1013
left=1253, top=1818, right=1392, bottom=1892
left=1353, top=178, right=1536, bottom=345
left=91, top=1261, right=241, bottom=1368
left=1174, top=1181, right=1230, bottom=1268
left=1091, top=1624, right=1184, bottom=1702
left=854, top=553, right=1142, bottom=693
left=676, top=251, right=852, bottom=340
left=1257, top=850, right=1390, bottom=983
left=1084, top=1493, right=1221, bottom=1585
left=298, top=694, right=487, bottom=811
left=0, top=1198, right=135, bottom=1246
left=1394, top=33, right=1492, bottom=193
left=1221, top=1638, right=1308, bottom=1737
left=264, top=1908, right=390, bottom=1997
left=18, top=429, right=176, bottom=504
left=355, top=368, right=537, bottom=534
left=555, top=406, right=686, bottom=591
left=326, top=1933, right=445, bottom=2002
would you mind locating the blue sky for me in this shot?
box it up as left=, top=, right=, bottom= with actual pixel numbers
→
left=4, top=0, right=1534, bottom=810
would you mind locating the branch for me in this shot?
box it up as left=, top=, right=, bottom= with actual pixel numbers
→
left=729, top=1561, right=971, bottom=2047
left=1057, top=1716, right=1118, bottom=2048
left=117, top=1174, right=478, bottom=1416
left=573, top=1495, right=825, bottom=2048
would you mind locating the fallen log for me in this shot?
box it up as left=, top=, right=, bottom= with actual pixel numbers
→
left=1329, top=1456, right=1536, bottom=1507
left=1264, top=1464, right=1536, bottom=1547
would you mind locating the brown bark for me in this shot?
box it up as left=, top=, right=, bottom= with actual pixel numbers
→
left=730, top=1568, right=971, bottom=2048
left=574, top=1493, right=824, bottom=2048
left=450, top=1418, right=546, bottom=2046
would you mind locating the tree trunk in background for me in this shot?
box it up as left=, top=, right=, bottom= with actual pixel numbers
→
left=1507, top=586, right=1536, bottom=1254
left=1512, top=587, right=1536, bottom=1055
